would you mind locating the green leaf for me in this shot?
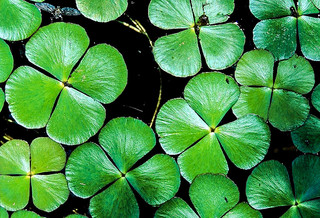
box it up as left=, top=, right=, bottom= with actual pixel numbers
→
left=154, top=197, right=198, bottom=218
left=246, top=160, right=295, bottom=209
left=268, top=89, right=310, bottom=131
left=0, top=140, right=30, bottom=175
left=0, top=175, right=30, bottom=211
left=156, top=98, right=210, bottom=155
left=215, top=115, right=271, bottom=169
left=148, top=0, right=194, bottom=29
left=281, top=206, right=301, bottom=218
left=65, top=143, right=121, bottom=198
left=177, top=133, right=228, bottom=183
left=26, top=22, right=90, bottom=81
left=253, top=16, right=297, bottom=60
left=153, top=29, right=201, bottom=77
left=274, top=54, right=315, bottom=94
left=298, top=0, right=319, bottom=15
left=223, top=202, right=263, bottom=218
left=0, top=39, right=13, bottom=82
left=292, top=155, right=320, bottom=203
left=312, top=0, right=320, bottom=10
left=199, top=24, right=245, bottom=70
left=184, top=72, right=240, bottom=128
left=99, top=117, right=156, bottom=173
left=31, top=174, right=69, bottom=212
left=249, top=0, right=295, bottom=20
left=89, top=178, right=139, bottom=218
left=298, top=16, right=320, bottom=61
left=298, top=199, right=320, bottom=217
left=11, top=210, right=41, bottom=218
left=190, top=174, right=239, bottom=217
left=66, top=215, right=87, bottom=218
left=5, top=66, right=63, bottom=129
left=126, top=154, right=180, bottom=206
left=68, top=44, right=127, bottom=104
left=0, top=0, right=41, bottom=41
left=291, top=115, right=320, bottom=154
left=0, top=89, right=4, bottom=112
left=0, top=207, right=8, bottom=218
left=76, top=0, right=128, bottom=22
left=46, top=87, right=106, bottom=145
left=312, top=84, right=320, bottom=112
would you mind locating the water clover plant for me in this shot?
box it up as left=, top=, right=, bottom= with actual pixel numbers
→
left=155, top=174, right=262, bottom=218
left=0, top=138, right=69, bottom=212
left=232, top=49, right=314, bottom=131
left=5, top=22, right=128, bottom=145
left=75, top=0, right=128, bottom=22
left=291, top=84, right=320, bottom=153
left=148, top=0, right=245, bottom=77
left=66, top=117, right=180, bottom=218
left=0, top=208, right=42, bottom=218
left=0, top=0, right=43, bottom=41
left=156, top=72, right=271, bottom=183
left=250, top=0, right=320, bottom=61
left=246, top=154, right=320, bottom=217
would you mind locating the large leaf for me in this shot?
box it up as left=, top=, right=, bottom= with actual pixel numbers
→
left=249, top=0, right=295, bottom=20
left=76, top=0, right=128, bottom=23
left=298, top=199, right=320, bottom=217
left=0, top=207, right=8, bottom=218
left=0, top=38, right=13, bottom=82
left=0, top=0, right=41, bottom=41
left=154, top=197, right=198, bottom=218
left=312, top=84, right=320, bottom=111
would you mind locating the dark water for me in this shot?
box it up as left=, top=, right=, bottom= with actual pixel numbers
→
left=1, top=0, right=319, bottom=217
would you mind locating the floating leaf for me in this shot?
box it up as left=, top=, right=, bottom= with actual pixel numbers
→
left=11, top=210, right=42, bottom=218
left=0, top=39, right=13, bottom=82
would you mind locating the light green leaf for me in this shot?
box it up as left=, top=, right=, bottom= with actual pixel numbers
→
left=199, top=24, right=245, bottom=70
left=0, top=39, right=13, bottom=82
left=89, top=178, right=139, bottom=218
left=148, top=0, right=194, bottom=29
left=76, top=0, right=128, bottom=22
left=312, top=84, right=320, bottom=111
left=0, top=89, right=4, bottom=112
left=0, top=207, right=8, bottom=218
left=5, top=66, right=63, bottom=129
left=298, top=0, right=319, bottom=15
left=11, top=210, right=41, bottom=218
left=249, top=0, right=295, bottom=19
left=99, top=117, right=156, bottom=173
left=153, top=29, right=201, bottom=77
left=65, top=143, right=121, bottom=198
left=268, top=89, right=310, bottom=131
left=246, top=160, right=295, bottom=209
left=216, top=115, right=271, bottom=169
left=291, top=115, right=320, bottom=154
left=30, top=137, right=66, bottom=174
left=31, top=174, right=69, bottom=212
left=190, top=174, right=239, bottom=217
left=177, top=133, right=228, bottom=183
left=68, top=44, right=127, bottom=104
left=0, top=140, right=30, bottom=175
left=0, top=0, right=41, bottom=41
left=298, top=199, right=320, bottom=217
left=312, top=0, right=320, bottom=9
left=26, top=22, right=90, bottom=81
left=253, top=16, right=297, bottom=60
left=46, top=87, right=106, bottom=145
left=156, top=98, right=210, bottom=155
left=235, top=49, right=274, bottom=87
left=126, top=154, right=180, bottom=206
left=281, top=206, right=301, bottom=218
left=154, top=197, right=198, bottom=218
left=184, top=72, right=240, bottom=128
left=298, top=16, right=320, bottom=61
left=223, top=202, right=263, bottom=218
left=0, top=175, right=30, bottom=211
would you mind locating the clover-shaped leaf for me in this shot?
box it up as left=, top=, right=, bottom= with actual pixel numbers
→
left=155, top=174, right=262, bottom=218
left=156, top=72, right=270, bottom=183
left=250, top=0, right=320, bottom=61
left=75, top=0, right=128, bottom=22
left=246, top=154, right=320, bottom=217
left=232, top=49, right=314, bottom=131
left=66, top=117, right=180, bottom=218
left=5, top=22, right=128, bottom=145
left=0, top=208, right=42, bottom=218
left=291, top=84, right=320, bottom=153
left=0, top=138, right=69, bottom=212
left=0, top=0, right=42, bottom=41
left=148, top=0, right=245, bottom=77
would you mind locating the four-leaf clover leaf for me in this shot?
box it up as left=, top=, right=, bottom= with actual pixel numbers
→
left=156, top=72, right=271, bottom=183
left=66, top=117, right=180, bottom=218
left=149, top=0, right=245, bottom=77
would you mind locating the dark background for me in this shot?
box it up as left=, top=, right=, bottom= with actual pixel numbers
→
left=1, top=0, right=319, bottom=217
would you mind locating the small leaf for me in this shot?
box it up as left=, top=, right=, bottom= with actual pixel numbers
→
left=297, top=0, right=319, bottom=15
left=280, top=206, right=301, bottom=218
left=223, top=202, right=263, bottom=218
left=249, top=0, right=295, bottom=20
left=0, top=89, right=4, bottom=112
left=154, top=197, right=198, bottom=218
left=11, top=210, right=42, bottom=218
left=312, top=84, right=320, bottom=112
left=298, top=199, right=320, bottom=217
left=0, top=39, right=13, bottom=82
left=0, top=207, right=8, bottom=218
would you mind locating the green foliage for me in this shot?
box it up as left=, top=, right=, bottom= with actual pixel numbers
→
left=0, top=138, right=69, bottom=212
left=156, top=72, right=271, bottom=182
left=246, top=155, right=320, bottom=217
left=233, top=49, right=314, bottom=131
left=66, top=117, right=180, bottom=218
left=149, top=0, right=245, bottom=77
left=5, top=22, right=128, bottom=145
